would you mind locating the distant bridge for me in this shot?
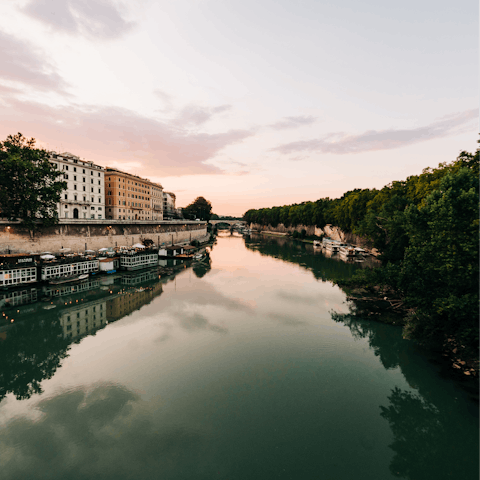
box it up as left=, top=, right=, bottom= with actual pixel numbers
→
left=209, top=220, right=247, bottom=227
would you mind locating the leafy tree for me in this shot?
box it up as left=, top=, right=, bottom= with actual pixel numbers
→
left=399, top=168, right=479, bottom=354
left=0, top=133, right=66, bottom=234
left=182, top=196, right=213, bottom=221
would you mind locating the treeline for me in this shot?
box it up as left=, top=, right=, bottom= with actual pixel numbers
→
left=244, top=150, right=478, bottom=262
left=244, top=149, right=479, bottom=358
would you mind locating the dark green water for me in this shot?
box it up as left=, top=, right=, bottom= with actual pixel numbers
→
left=0, top=234, right=478, bottom=480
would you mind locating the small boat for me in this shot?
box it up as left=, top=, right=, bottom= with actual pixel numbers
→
left=48, top=273, right=89, bottom=285
left=313, top=240, right=322, bottom=248
left=339, top=246, right=356, bottom=259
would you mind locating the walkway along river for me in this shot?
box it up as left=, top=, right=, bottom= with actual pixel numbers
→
left=0, top=234, right=477, bottom=480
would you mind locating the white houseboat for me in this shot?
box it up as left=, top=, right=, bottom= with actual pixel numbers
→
left=119, top=251, right=158, bottom=271
left=41, top=257, right=99, bottom=282
left=0, top=255, right=39, bottom=289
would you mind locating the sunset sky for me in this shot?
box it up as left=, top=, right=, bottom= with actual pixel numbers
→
left=0, top=0, right=477, bottom=216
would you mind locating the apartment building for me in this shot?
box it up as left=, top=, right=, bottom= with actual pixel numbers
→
left=49, top=152, right=105, bottom=220
left=105, top=168, right=163, bottom=221
left=163, top=192, right=176, bottom=219
left=150, top=182, right=164, bottom=221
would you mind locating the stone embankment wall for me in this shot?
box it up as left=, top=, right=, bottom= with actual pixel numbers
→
left=250, top=223, right=378, bottom=254
left=250, top=223, right=317, bottom=236
left=0, top=222, right=207, bottom=254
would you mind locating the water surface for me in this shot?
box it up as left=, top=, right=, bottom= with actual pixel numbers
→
left=0, top=234, right=477, bottom=480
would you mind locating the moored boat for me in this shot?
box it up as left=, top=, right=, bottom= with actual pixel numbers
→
left=0, top=254, right=40, bottom=289
left=338, top=246, right=356, bottom=259
left=49, top=273, right=89, bottom=285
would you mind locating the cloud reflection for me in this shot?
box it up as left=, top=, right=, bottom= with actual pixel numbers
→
left=0, top=383, right=207, bottom=479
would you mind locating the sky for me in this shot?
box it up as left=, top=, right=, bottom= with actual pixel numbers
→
left=0, top=0, right=477, bottom=216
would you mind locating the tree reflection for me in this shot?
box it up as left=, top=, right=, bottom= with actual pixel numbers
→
left=380, top=387, right=478, bottom=480
left=193, top=257, right=211, bottom=278
left=244, top=235, right=364, bottom=283
left=332, top=312, right=479, bottom=480
left=331, top=312, right=405, bottom=370
left=0, top=317, right=70, bottom=401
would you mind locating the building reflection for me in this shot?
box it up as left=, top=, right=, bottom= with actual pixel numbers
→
left=59, top=298, right=108, bottom=341
left=0, top=265, right=184, bottom=402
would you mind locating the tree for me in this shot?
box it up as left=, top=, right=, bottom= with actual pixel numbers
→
left=182, top=196, right=213, bottom=221
left=0, top=133, right=66, bottom=234
left=399, top=168, right=479, bottom=354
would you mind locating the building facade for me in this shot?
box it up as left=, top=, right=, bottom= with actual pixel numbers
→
left=163, top=192, right=176, bottom=219
left=149, top=181, right=164, bottom=221
left=105, top=168, right=150, bottom=220
left=49, top=152, right=105, bottom=220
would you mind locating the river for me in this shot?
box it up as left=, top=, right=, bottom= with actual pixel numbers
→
left=0, top=233, right=478, bottom=480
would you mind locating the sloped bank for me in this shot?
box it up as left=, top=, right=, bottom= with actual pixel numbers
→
left=249, top=223, right=379, bottom=255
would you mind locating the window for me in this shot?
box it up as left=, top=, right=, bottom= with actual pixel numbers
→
left=91, top=206, right=95, bottom=210
left=74, top=185, right=77, bottom=190
left=98, top=180, right=100, bottom=185
left=65, top=165, right=69, bottom=170
left=74, top=167, right=77, bottom=172
left=98, top=189, right=101, bottom=194
left=74, top=175, right=77, bottom=180
left=98, top=172, right=100, bottom=177
left=83, top=169, right=85, bottom=174
left=91, top=197, right=94, bottom=202
left=83, top=196, right=86, bottom=201
left=64, top=174, right=68, bottom=179
left=91, top=179, right=93, bottom=184
left=83, top=177, right=86, bottom=182
left=91, top=188, right=94, bottom=193
left=74, top=195, right=77, bottom=200
left=64, top=194, right=68, bottom=200
left=98, top=206, right=102, bottom=210
left=98, top=198, right=101, bottom=203
left=83, top=186, right=86, bottom=191
left=91, top=171, right=93, bottom=175
left=91, top=214, right=95, bottom=219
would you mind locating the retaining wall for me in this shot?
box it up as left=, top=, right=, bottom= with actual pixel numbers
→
left=250, top=223, right=378, bottom=254
left=0, top=221, right=207, bottom=254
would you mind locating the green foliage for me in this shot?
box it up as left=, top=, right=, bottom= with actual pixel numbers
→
left=399, top=168, right=479, bottom=354
left=182, top=196, right=213, bottom=221
left=0, top=133, right=66, bottom=232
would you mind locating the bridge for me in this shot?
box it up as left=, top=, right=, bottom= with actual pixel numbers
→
left=209, top=219, right=247, bottom=227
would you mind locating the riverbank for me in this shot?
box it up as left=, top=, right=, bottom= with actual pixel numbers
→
left=0, top=220, right=207, bottom=254
left=335, top=276, right=479, bottom=378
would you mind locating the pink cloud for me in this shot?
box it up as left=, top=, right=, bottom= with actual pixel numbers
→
left=271, top=109, right=478, bottom=155
left=0, top=97, right=253, bottom=176
left=0, top=31, right=69, bottom=93
left=269, top=115, right=317, bottom=130
left=23, top=0, right=135, bottom=40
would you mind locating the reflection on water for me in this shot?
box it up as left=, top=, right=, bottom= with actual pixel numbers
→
left=0, top=236, right=477, bottom=480
left=0, top=267, right=183, bottom=402
left=244, top=234, right=378, bottom=282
